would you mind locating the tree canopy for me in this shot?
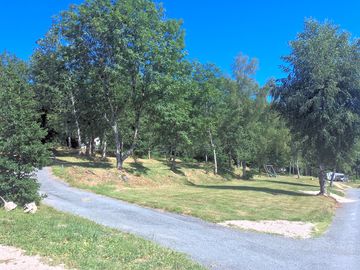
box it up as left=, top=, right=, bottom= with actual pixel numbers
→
left=273, top=19, right=360, bottom=194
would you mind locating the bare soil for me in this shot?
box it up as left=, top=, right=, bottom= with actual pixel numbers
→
left=0, top=245, right=67, bottom=270
left=219, top=220, right=315, bottom=238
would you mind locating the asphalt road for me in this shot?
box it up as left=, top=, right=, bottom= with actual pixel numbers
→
left=37, top=167, right=360, bottom=270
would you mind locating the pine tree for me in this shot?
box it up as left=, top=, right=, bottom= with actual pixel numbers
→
left=0, top=53, right=49, bottom=205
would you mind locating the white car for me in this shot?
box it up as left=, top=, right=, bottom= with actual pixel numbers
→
left=326, top=172, right=348, bottom=182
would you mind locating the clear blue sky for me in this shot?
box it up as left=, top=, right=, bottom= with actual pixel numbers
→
left=1, top=0, right=359, bottom=85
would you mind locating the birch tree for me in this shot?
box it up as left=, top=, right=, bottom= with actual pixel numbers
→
left=273, top=19, right=360, bottom=194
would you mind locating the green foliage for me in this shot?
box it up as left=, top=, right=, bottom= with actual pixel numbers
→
left=273, top=19, right=360, bottom=169
left=0, top=53, right=49, bottom=205
left=242, top=169, right=256, bottom=180
left=33, top=0, right=186, bottom=168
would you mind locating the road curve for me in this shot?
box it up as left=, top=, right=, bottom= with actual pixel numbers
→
left=37, top=167, right=360, bottom=270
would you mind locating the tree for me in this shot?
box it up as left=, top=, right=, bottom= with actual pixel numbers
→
left=273, top=19, right=360, bottom=194
left=0, top=53, right=49, bottom=205
left=41, top=0, right=185, bottom=170
left=191, top=62, right=223, bottom=174
left=220, top=53, right=260, bottom=177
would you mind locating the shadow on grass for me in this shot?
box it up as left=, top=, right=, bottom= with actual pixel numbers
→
left=52, top=149, right=113, bottom=169
left=263, top=180, right=318, bottom=188
left=178, top=162, right=203, bottom=170
left=126, top=162, right=150, bottom=175
left=194, top=185, right=313, bottom=197
left=53, top=158, right=113, bottom=169
left=170, top=167, right=186, bottom=176
left=159, top=160, right=186, bottom=176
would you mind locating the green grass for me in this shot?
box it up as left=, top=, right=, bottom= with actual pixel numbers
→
left=0, top=206, right=204, bottom=270
left=52, top=151, right=340, bottom=235
left=347, top=179, right=360, bottom=188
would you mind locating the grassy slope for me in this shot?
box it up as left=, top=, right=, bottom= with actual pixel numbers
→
left=52, top=151, right=339, bottom=235
left=0, top=206, right=203, bottom=270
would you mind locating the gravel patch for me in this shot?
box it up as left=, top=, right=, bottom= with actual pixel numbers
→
left=0, top=245, right=67, bottom=270
left=219, top=220, right=315, bottom=238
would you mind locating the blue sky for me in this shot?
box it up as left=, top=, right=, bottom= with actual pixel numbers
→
left=1, top=0, right=359, bottom=85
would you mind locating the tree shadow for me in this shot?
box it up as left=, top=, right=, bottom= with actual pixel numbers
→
left=159, top=160, right=186, bottom=176
left=52, top=149, right=77, bottom=157
left=53, top=158, right=113, bottom=169
left=169, top=166, right=186, bottom=176
left=263, top=180, right=318, bottom=188
left=193, top=185, right=313, bottom=197
left=179, top=162, right=203, bottom=170
left=217, top=168, right=242, bottom=180
left=126, top=162, right=150, bottom=175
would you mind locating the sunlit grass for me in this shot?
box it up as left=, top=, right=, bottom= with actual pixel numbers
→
left=0, top=206, right=204, bottom=270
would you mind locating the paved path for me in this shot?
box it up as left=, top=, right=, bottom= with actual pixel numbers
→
left=38, top=168, right=360, bottom=270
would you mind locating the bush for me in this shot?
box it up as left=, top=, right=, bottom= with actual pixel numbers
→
left=243, top=169, right=256, bottom=180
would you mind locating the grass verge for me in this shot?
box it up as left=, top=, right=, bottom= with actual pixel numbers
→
left=52, top=151, right=340, bottom=235
left=0, top=206, right=204, bottom=270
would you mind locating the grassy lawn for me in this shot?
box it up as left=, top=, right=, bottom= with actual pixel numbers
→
left=52, top=150, right=340, bottom=235
left=0, top=206, right=203, bottom=270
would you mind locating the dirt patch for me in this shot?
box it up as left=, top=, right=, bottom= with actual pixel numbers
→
left=0, top=245, right=67, bottom=270
left=300, top=190, right=357, bottom=203
left=56, top=165, right=163, bottom=189
left=219, top=220, right=315, bottom=238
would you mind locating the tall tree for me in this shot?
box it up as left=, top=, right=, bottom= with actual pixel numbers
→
left=0, top=53, right=49, bottom=205
left=191, top=62, right=223, bottom=174
left=273, top=19, right=360, bottom=194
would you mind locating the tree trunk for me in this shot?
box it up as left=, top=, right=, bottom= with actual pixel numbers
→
left=67, top=136, right=71, bottom=149
left=85, top=142, right=90, bottom=156
left=330, top=169, right=336, bottom=187
left=242, top=161, right=247, bottom=179
left=209, top=130, right=217, bottom=175
left=171, top=151, right=176, bottom=171
left=90, top=137, right=95, bottom=156
left=148, top=149, right=151, bottom=160
left=318, top=164, right=326, bottom=195
left=228, top=152, right=232, bottom=169
left=119, top=110, right=141, bottom=163
left=102, top=139, right=107, bottom=159
left=70, top=93, right=82, bottom=155
left=289, top=162, right=291, bottom=175
left=205, top=153, right=208, bottom=163
left=296, top=159, right=300, bottom=179
left=236, top=157, right=240, bottom=168
left=112, top=122, right=123, bottom=170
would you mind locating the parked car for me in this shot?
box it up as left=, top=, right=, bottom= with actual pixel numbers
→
left=326, top=172, right=349, bottom=182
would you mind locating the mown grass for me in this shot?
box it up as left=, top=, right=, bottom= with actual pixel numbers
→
left=52, top=151, right=340, bottom=235
left=0, top=206, right=204, bottom=270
